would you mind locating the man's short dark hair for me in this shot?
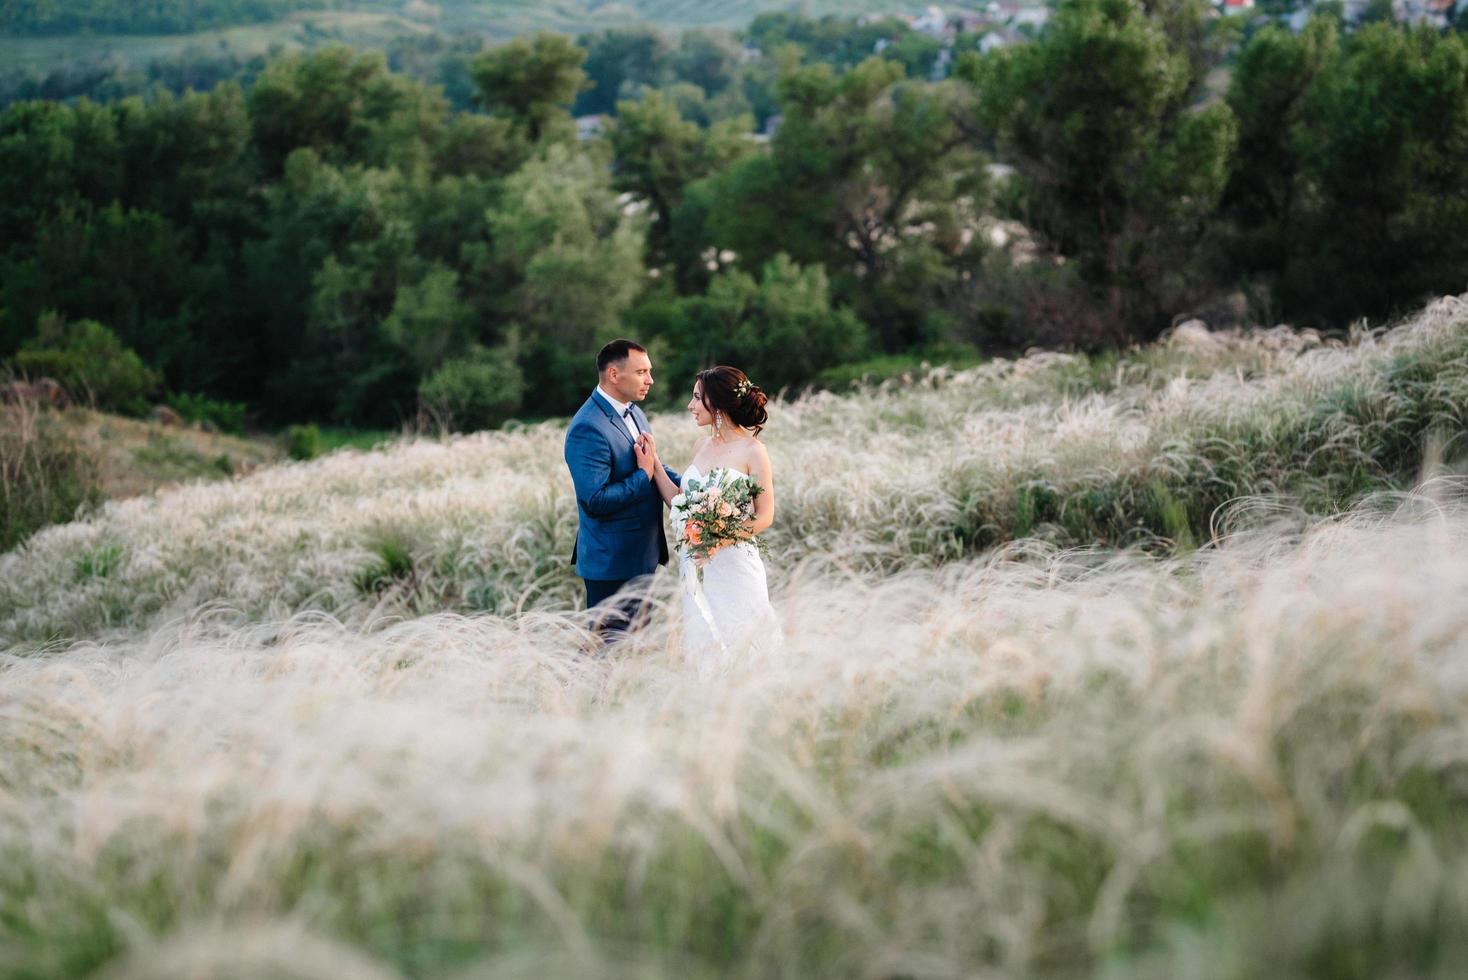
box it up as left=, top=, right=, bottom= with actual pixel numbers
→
left=597, top=338, right=647, bottom=374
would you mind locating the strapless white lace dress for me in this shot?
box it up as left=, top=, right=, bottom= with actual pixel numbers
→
left=676, top=465, right=782, bottom=676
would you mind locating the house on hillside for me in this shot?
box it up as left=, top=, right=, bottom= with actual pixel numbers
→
left=1286, top=0, right=1372, bottom=29
left=980, top=29, right=1023, bottom=54
left=575, top=115, right=605, bottom=141
left=990, top=0, right=1050, bottom=26
left=1011, top=5, right=1051, bottom=28
left=1399, top=0, right=1457, bottom=26
left=911, top=5, right=950, bottom=37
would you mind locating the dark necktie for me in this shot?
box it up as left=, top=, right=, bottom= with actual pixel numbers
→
left=623, top=406, right=640, bottom=434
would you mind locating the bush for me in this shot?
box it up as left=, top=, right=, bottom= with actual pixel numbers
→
left=166, top=392, right=248, bottom=434
left=286, top=424, right=322, bottom=461
left=0, top=402, right=103, bottom=552
left=644, top=254, right=872, bottom=394
left=418, top=346, right=525, bottom=431
left=11, top=315, right=160, bottom=415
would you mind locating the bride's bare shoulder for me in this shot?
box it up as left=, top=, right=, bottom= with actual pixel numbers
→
left=742, top=438, right=770, bottom=468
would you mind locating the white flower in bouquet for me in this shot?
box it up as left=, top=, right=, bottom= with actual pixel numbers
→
left=670, top=472, right=765, bottom=566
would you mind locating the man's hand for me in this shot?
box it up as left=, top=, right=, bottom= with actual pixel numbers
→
left=638, top=431, right=658, bottom=463
left=634, top=436, right=657, bottom=478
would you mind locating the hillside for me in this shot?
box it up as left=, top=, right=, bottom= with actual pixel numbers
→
left=59, top=408, right=283, bottom=499
left=4, top=293, right=1466, bottom=646
left=1, top=296, right=1467, bottom=978
left=0, top=0, right=976, bottom=73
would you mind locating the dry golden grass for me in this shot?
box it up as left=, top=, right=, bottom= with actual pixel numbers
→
left=1, top=296, right=1468, bottom=978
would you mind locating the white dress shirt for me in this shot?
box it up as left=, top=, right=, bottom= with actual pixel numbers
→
left=595, top=385, right=641, bottom=443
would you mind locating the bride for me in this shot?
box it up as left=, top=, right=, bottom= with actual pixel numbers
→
left=644, top=365, right=781, bottom=673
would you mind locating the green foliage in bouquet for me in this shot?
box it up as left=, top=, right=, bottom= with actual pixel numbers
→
left=670, top=469, right=766, bottom=565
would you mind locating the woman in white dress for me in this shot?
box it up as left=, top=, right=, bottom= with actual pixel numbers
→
left=644, top=366, right=781, bottom=673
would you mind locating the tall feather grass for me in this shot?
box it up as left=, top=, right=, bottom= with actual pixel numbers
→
left=3, top=296, right=1468, bottom=976
left=3, top=486, right=1468, bottom=978
left=3, top=295, right=1464, bottom=646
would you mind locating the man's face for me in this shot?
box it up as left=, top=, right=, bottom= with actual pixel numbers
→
left=608, top=350, right=654, bottom=402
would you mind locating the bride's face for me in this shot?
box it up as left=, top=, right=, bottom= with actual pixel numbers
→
left=687, top=383, right=714, bottom=427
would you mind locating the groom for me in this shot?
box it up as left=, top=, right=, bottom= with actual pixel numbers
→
left=564, top=339, right=679, bottom=638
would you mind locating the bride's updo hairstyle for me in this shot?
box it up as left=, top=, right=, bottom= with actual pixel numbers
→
left=696, top=365, right=769, bottom=437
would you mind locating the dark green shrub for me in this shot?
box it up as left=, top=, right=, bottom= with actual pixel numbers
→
left=353, top=535, right=417, bottom=595
left=12, top=315, right=160, bottom=416
left=166, top=392, right=248, bottom=434
left=419, top=346, right=525, bottom=431
left=286, top=424, right=322, bottom=461
left=640, top=254, right=873, bottom=395
left=72, top=543, right=123, bottom=581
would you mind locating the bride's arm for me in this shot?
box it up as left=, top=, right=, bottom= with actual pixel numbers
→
left=744, top=441, right=775, bottom=536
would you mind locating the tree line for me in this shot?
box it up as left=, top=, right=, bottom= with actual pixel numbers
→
left=2, top=0, right=1467, bottom=431
left=0, top=0, right=333, bottom=35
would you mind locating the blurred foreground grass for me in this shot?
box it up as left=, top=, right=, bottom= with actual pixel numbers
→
left=2, top=489, right=1468, bottom=978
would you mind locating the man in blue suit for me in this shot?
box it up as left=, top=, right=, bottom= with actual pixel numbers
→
left=564, top=339, right=680, bottom=638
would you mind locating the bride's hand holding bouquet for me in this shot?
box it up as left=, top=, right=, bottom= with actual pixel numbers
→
left=670, top=471, right=764, bottom=568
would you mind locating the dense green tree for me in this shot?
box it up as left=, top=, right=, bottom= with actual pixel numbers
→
left=609, top=90, right=754, bottom=270
left=635, top=253, right=870, bottom=394
left=483, top=144, right=647, bottom=411
left=881, top=32, right=945, bottom=79
left=2, top=7, right=1465, bottom=433
left=744, top=13, right=909, bottom=70
left=418, top=345, right=524, bottom=431
left=241, top=151, right=413, bottom=422
left=574, top=27, right=672, bottom=117
left=670, top=29, right=743, bottom=96
left=248, top=46, right=447, bottom=176
left=380, top=262, right=474, bottom=376
left=1222, top=18, right=1338, bottom=311
left=960, top=0, right=1237, bottom=339
left=472, top=32, right=588, bottom=145
left=0, top=99, right=119, bottom=250
left=1283, top=25, right=1468, bottom=322
left=3, top=203, right=189, bottom=369
left=695, top=57, right=979, bottom=348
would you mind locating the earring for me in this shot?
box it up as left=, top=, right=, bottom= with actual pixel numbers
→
left=714, top=411, right=723, bottom=437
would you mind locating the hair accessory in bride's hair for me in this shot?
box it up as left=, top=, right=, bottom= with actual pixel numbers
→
left=735, top=378, right=753, bottom=398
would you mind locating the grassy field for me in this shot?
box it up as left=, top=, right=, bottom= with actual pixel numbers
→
left=68, top=410, right=283, bottom=498
left=1, top=295, right=1467, bottom=978
left=0, top=0, right=987, bottom=77
left=0, top=10, right=435, bottom=72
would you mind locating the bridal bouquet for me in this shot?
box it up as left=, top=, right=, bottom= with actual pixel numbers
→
left=670, top=472, right=765, bottom=565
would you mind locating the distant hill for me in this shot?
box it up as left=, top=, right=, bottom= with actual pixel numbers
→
left=0, top=0, right=335, bottom=36
left=0, top=0, right=986, bottom=83
left=2, top=0, right=972, bottom=38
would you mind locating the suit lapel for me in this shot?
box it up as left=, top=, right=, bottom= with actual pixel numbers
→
left=592, top=390, right=637, bottom=447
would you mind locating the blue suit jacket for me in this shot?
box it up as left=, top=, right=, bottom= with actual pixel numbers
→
left=564, top=391, right=680, bottom=581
